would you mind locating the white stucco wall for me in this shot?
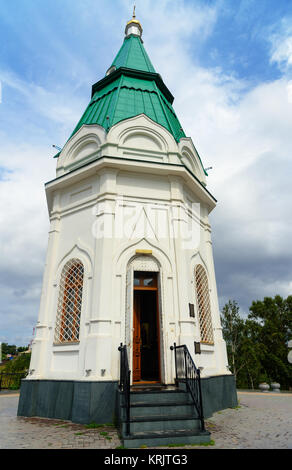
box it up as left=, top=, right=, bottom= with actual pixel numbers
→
left=29, top=115, right=230, bottom=383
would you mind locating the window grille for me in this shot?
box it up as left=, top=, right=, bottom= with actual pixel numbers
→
left=54, top=259, right=84, bottom=344
left=195, top=265, right=214, bottom=344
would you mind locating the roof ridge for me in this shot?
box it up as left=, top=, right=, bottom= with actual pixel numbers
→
left=125, top=36, right=133, bottom=69
left=137, top=35, right=155, bottom=73
left=108, top=75, right=124, bottom=129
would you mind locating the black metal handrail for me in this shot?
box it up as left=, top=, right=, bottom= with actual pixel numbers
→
left=0, top=372, right=27, bottom=392
left=118, top=344, right=131, bottom=436
left=170, top=343, right=205, bottom=431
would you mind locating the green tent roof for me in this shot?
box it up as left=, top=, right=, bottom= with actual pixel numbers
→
left=111, top=35, right=156, bottom=73
left=69, top=34, right=186, bottom=143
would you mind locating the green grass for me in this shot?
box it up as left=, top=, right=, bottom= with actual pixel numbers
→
left=166, top=440, right=215, bottom=448
left=191, top=440, right=215, bottom=447
left=84, top=422, right=104, bottom=429
left=84, top=422, right=115, bottom=429
left=166, top=443, right=187, bottom=448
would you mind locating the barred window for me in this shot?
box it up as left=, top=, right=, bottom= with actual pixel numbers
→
left=54, top=259, right=84, bottom=344
left=195, top=265, right=214, bottom=344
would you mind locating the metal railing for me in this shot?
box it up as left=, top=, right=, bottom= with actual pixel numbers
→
left=170, top=343, right=205, bottom=431
left=118, top=344, right=131, bottom=436
left=0, top=372, right=27, bottom=392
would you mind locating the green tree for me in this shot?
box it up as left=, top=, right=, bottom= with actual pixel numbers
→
left=248, top=295, right=292, bottom=389
left=221, top=300, right=245, bottom=379
left=222, top=296, right=292, bottom=390
left=3, top=353, right=31, bottom=373
left=237, top=319, right=264, bottom=389
left=17, top=346, right=29, bottom=354
left=1, top=343, right=17, bottom=357
left=221, top=300, right=265, bottom=389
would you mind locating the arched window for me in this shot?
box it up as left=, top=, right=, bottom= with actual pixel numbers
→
left=195, top=265, right=214, bottom=345
left=54, top=259, right=84, bottom=344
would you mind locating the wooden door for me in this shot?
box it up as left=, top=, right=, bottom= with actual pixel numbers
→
left=132, top=272, right=161, bottom=383
left=133, top=293, right=141, bottom=382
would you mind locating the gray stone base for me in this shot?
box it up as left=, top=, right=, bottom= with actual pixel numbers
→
left=17, top=379, right=119, bottom=425
left=177, top=374, right=238, bottom=418
left=17, top=374, right=237, bottom=425
left=201, top=374, right=238, bottom=418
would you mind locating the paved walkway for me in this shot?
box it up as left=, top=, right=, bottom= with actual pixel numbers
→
left=201, top=391, right=292, bottom=449
left=0, top=391, right=291, bottom=449
left=0, top=393, right=121, bottom=449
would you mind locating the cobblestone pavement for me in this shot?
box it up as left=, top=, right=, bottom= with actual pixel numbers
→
left=0, top=393, right=122, bottom=449
left=184, top=391, right=292, bottom=450
left=0, top=391, right=291, bottom=449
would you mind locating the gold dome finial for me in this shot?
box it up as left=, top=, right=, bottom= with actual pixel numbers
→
left=125, top=4, right=143, bottom=38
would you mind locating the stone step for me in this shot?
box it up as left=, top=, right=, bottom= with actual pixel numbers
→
left=118, top=385, right=210, bottom=448
left=129, top=390, right=191, bottom=405
left=122, top=429, right=211, bottom=449
left=120, top=402, right=198, bottom=419
left=121, top=414, right=201, bottom=433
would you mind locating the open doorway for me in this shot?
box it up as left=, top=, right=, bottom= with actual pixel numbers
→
left=133, top=271, right=161, bottom=383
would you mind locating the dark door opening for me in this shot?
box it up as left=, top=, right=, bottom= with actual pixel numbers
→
left=133, top=272, right=160, bottom=383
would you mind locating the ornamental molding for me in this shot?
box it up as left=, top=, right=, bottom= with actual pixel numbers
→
left=190, top=251, right=210, bottom=279
left=115, top=237, right=173, bottom=276
left=57, top=125, right=106, bottom=173
left=179, top=138, right=206, bottom=184
left=130, top=255, right=160, bottom=272
left=107, top=114, right=177, bottom=154
left=55, top=238, right=94, bottom=281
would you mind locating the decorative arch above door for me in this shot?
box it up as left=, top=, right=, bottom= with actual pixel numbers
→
left=131, top=255, right=160, bottom=272
left=125, top=255, right=162, bottom=384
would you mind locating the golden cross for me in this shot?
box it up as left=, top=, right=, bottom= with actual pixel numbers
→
left=133, top=4, right=136, bottom=18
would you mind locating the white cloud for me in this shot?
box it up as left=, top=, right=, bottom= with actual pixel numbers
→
left=0, top=144, right=54, bottom=263
left=287, top=81, right=292, bottom=103
left=0, top=144, right=55, bottom=344
left=0, top=69, right=84, bottom=128
left=270, top=35, right=292, bottom=69
left=269, top=18, right=292, bottom=72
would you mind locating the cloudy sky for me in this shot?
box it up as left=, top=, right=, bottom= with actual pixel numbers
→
left=0, top=0, right=292, bottom=346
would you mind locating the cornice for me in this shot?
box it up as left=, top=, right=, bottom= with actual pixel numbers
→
left=45, top=155, right=217, bottom=218
left=91, top=67, right=174, bottom=105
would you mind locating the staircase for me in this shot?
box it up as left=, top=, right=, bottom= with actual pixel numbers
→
left=119, top=385, right=210, bottom=448
left=118, top=344, right=211, bottom=448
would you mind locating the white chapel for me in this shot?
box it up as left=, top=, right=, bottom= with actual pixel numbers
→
left=18, top=11, right=237, bottom=447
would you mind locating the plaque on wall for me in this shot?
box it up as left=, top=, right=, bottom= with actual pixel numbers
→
left=189, top=303, right=195, bottom=318
left=195, top=342, right=201, bottom=355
